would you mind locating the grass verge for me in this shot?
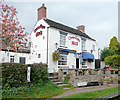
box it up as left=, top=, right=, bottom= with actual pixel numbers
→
left=2, top=81, right=70, bottom=99
left=61, top=86, right=119, bottom=99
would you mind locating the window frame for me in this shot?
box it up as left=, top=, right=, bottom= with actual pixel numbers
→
left=58, top=54, right=67, bottom=66
left=10, top=56, right=14, bottom=63
left=38, top=54, right=41, bottom=58
left=60, top=34, right=66, bottom=47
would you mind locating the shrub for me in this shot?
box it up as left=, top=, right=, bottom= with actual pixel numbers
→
left=2, top=63, right=27, bottom=89
left=64, top=74, right=70, bottom=83
left=30, top=63, right=49, bottom=86
left=2, top=62, right=49, bottom=89
left=2, top=86, right=29, bottom=96
left=104, top=55, right=120, bottom=67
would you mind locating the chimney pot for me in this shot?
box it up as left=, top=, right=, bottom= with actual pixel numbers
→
left=42, top=3, right=45, bottom=6
left=38, top=4, right=47, bottom=21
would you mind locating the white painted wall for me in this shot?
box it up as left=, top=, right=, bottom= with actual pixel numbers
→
left=30, top=19, right=49, bottom=64
left=0, top=51, right=30, bottom=64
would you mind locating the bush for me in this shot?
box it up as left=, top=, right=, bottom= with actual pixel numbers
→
left=2, top=86, right=29, bottom=96
left=30, top=63, right=49, bottom=86
left=104, top=55, right=120, bottom=67
left=2, top=62, right=49, bottom=89
left=2, top=63, right=27, bottom=89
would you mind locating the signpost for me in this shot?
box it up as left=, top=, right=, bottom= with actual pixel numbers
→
left=27, top=65, right=31, bottom=88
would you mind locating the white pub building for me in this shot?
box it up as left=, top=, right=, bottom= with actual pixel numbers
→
left=0, top=4, right=100, bottom=73
left=30, top=4, right=99, bottom=73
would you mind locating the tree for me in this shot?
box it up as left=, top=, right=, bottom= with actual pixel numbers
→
left=109, top=36, right=119, bottom=53
left=100, top=47, right=114, bottom=61
left=0, top=3, right=30, bottom=52
left=104, top=55, right=120, bottom=67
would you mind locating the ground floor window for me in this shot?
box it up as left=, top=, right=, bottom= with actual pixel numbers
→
left=58, top=54, right=67, bottom=65
left=19, top=57, right=26, bottom=64
left=10, top=56, right=14, bottom=63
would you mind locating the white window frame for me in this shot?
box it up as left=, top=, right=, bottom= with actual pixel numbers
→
left=10, top=56, right=14, bottom=63
left=58, top=54, right=67, bottom=66
left=60, top=34, right=66, bottom=47
left=92, top=45, right=95, bottom=51
left=81, top=40, right=86, bottom=50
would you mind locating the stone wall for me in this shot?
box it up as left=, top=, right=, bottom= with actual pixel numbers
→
left=58, top=69, right=119, bottom=86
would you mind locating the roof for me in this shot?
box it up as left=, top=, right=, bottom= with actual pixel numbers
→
left=2, top=42, right=30, bottom=53
left=43, top=18, right=95, bottom=41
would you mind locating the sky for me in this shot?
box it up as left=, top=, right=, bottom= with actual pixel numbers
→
left=4, top=1, right=118, bottom=50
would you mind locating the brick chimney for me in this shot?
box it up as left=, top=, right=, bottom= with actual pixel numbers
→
left=77, top=25, right=85, bottom=32
left=38, top=4, right=47, bottom=21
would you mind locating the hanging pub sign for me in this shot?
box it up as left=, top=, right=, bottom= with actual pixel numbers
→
left=34, top=24, right=45, bottom=33
left=68, top=36, right=80, bottom=42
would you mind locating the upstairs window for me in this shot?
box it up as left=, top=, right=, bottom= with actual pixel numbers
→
left=81, top=37, right=86, bottom=50
left=59, top=31, right=67, bottom=47
left=92, top=45, right=95, bottom=50
left=81, top=40, right=85, bottom=50
left=60, top=34, right=66, bottom=47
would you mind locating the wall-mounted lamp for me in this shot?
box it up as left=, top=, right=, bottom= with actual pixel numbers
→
left=55, top=43, right=58, bottom=49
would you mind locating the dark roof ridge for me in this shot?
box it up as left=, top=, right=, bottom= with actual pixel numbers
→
left=43, top=18, right=95, bottom=41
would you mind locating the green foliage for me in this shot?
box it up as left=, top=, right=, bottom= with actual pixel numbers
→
left=100, top=47, right=114, bottom=61
left=63, top=87, right=119, bottom=99
left=30, top=63, right=49, bottom=86
left=2, top=82, right=67, bottom=98
left=2, top=62, right=49, bottom=89
left=2, top=86, right=29, bottom=96
left=104, top=55, right=120, bottom=66
left=64, top=74, right=70, bottom=83
left=52, top=50, right=60, bottom=62
left=109, top=36, right=119, bottom=51
left=2, top=63, right=27, bottom=89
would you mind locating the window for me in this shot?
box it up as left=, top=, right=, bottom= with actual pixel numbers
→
left=19, top=57, right=26, bottom=64
left=92, top=45, right=95, bottom=50
left=58, top=55, right=67, bottom=65
left=81, top=37, right=86, bottom=50
left=81, top=40, right=85, bottom=50
left=60, top=34, right=66, bottom=47
left=38, top=54, right=41, bottom=58
left=10, top=56, right=14, bottom=63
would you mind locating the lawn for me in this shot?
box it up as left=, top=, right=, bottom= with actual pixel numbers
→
left=62, top=86, right=119, bottom=99
left=2, top=82, right=70, bottom=99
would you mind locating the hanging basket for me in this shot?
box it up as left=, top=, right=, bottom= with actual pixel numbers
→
left=52, top=50, right=60, bottom=62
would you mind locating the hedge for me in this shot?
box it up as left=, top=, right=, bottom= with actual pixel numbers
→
left=2, top=62, right=49, bottom=89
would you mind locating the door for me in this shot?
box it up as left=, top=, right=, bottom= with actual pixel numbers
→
left=95, top=59, right=101, bottom=69
left=76, top=58, right=79, bottom=69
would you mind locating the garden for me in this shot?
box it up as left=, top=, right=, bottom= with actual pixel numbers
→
left=1, top=63, right=67, bottom=99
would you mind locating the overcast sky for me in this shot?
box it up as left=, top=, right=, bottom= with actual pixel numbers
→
left=6, top=1, right=118, bottom=50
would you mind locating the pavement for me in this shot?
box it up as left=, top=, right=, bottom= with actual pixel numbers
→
left=50, top=84, right=118, bottom=99
left=92, top=91, right=120, bottom=100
